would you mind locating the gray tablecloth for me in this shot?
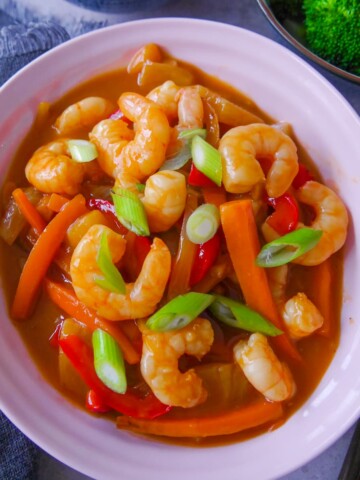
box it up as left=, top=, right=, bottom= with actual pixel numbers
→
left=0, top=1, right=359, bottom=479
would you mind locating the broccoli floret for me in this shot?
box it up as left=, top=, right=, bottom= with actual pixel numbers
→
left=303, top=0, right=360, bottom=74
left=269, top=0, right=305, bottom=22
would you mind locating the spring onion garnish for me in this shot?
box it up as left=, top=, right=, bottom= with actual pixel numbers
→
left=256, top=227, right=323, bottom=268
left=136, top=183, right=145, bottom=193
left=67, top=139, right=98, bottom=163
left=209, top=295, right=282, bottom=336
left=111, top=188, right=150, bottom=236
left=159, top=128, right=207, bottom=172
left=191, top=135, right=222, bottom=186
left=186, top=203, right=220, bottom=244
left=178, top=128, right=207, bottom=141
left=95, top=232, right=126, bottom=294
left=146, top=292, right=214, bottom=332
left=92, top=329, right=127, bottom=394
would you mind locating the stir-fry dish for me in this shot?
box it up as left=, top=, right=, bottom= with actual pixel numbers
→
left=0, top=44, right=349, bottom=444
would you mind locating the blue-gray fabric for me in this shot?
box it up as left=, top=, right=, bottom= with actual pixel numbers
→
left=0, top=1, right=359, bottom=479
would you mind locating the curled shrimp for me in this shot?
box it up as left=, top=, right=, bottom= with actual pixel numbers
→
left=89, top=119, right=134, bottom=177
left=140, top=317, right=214, bottom=408
left=25, top=139, right=89, bottom=195
left=55, top=97, right=115, bottom=135
left=267, top=265, right=288, bottom=308
left=70, top=224, right=171, bottom=321
left=233, top=333, right=296, bottom=402
left=282, top=292, right=324, bottom=340
left=116, top=93, right=170, bottom=183
left=141, top=170, right=187, bottom=232
left=176, top=86, right=204, bottom=130
left=219, top=124, right=298, bottom=196
left=146, top=80, right=180, bottom=122
left=293, top=181, right=348, bottom=266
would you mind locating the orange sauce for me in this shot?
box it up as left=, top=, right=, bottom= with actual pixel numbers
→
left=0, top=60, right=342, bottom=446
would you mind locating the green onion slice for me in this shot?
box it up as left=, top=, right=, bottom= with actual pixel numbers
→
left=112, top=188, right=150, bottom=236
left=178, top=128, right=207, bottom=141
left=95, top=232, right=126, bottom=294
left=146, top=292, right=214, bottom=332
left=186, top=203, right=220, bottom=244
left=92, top=329, right=127, bottom=394
left=256, top=227, right=323, bottom=268
left=67, top=139, right=98, bottom=163
left=159, top=128, right=207, bottom=172
left=136, top=183, right=145, bottom=193
left=209, top=295, right=282, bottom=336
left=191, top=135, right=222, bottom=186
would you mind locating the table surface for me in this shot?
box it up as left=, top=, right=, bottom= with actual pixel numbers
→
left=1, top=0, right=359, bottom=479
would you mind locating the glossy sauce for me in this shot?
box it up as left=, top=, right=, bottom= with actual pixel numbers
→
left=0, top=60, right=342, bottom=446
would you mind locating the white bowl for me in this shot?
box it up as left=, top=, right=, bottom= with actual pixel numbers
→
left=0, top=18, right=360, bottom=480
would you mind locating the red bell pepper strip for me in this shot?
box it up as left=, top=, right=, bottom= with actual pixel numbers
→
left=292, top=163, right=313, bottom=189
left=266, top=193, right=299, bottom=235
left=87, top=198, right=127, bottom=234
left=188, top=163, right=217, bottom=187
left=59, top=334, right=171, bottom=419
left=49, top=322, right=63, bottom=349
left=134, top=235, right=152, bottom=272
left=190, top=232, right=221, bottom=286
left=86, top=389, right=111, bottom=414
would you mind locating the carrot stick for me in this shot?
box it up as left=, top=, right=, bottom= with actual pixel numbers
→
left=310, top=259, right=333, bottom=337
left=202, top=186, right=226, bottom=208
left=11, top=194, right=87, bottom=319
left=48, top=193, right=69, bottom=212
left=193, top=254, right=231, bottom=294
left=44, top=280, right=140, bottom=365
left=220, top=200, right=301, bottom=362
left=12, top=188, right=47, bottom=235
left=117, top=399, right=283, bottom=437
left=167, top=192, right=198, bottom=300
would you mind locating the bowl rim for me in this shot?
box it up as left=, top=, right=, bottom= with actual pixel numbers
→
left=0, top=16, right=360, bottom=480
left=256, top=0, right=360, bottom=85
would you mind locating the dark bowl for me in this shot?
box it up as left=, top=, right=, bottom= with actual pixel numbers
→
left=256, top=0, right=360, bottom=84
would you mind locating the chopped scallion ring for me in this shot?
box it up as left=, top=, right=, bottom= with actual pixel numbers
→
left=146, top=292, right=214, bottom=332
left=92, top=329, right=127, bottom=394
left=256, top=227, right=323, bottom=267
left=67, top=139, right=98, bottom=163
left=112, top=188, right=150, bottom=236
left=186, top=203, right=220, bottom=244
left=209, top=295, right=282, bottom=336
left=178, top=128, right=207, bottom=141
left=159, top=128, right=207, bottom=171
left=191, top=135, right=222, bottom=186
left=95, top=232, right=126, bottom=294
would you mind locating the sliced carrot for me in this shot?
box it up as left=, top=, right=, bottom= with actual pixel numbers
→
left=44, top=280, right=140, bottom=365
left=117, top=399, right=283, bottom=437
left=167, top=192, right=198, bottom=300
left=48, top=193, right=69, bottom=212
left=11, top=194, right=87, bottom=319
left=193, top=254, right=231, bottom=294
left=220, top=200, right=301, bottom=362
left=12, top=188, right=47, bottom=235
left=310, top=259, right=333, bottom=337
left=202, top=186, right=227, bottom=208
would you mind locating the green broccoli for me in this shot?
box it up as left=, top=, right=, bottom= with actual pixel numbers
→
left=303, top=0, right=360, bottom=75
left=269, top=0, right=305, bottom=22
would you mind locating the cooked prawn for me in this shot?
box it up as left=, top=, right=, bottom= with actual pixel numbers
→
left=141, top=170, right=187, bottom=232
left=55, top=97, right=115, bottom=135
left=176, top=86, right=204, bottom=130
left=146, top=80, right=180, bottom=121
left=25, top=139, right=87, bottom=195
left=282, top=292, right=324, bottom=340
left=116, top=93, right=170, bottom=183
left=219, top=124, right=298, bottom=196
left=70, top=224, right=171, bottom=321
left=89, top=119, right=134, bottom=177
left=234, top=333, right=296, bottom=402
left=294, top=181, right=348, bottom=266
left=140, top=317, right=214, bottom=408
